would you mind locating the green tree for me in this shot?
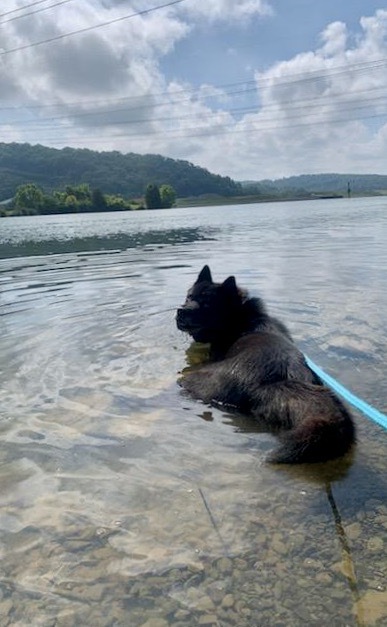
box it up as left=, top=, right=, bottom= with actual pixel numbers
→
left=105, top=194, right=133, bottom=210
left=160, top=184, right=176, bottom=208
left=65, top=183, right=91, bottom=202
left=53, top=190, right=67, bottom=204
left=65, top=194, right=79, bottom=210
left=145, top=183, right=162, bottom=209
left=14, top=183, right=44, bottom=210
left=91, top=188, right=107, bottom=211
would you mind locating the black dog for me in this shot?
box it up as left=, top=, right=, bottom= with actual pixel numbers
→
left=176, top=265, right=355, bottom=464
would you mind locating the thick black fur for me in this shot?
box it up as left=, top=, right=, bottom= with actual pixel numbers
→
left=176, top=265, right=355, bottom=464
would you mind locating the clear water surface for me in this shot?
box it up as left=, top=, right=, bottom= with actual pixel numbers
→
left=0, top=197, right=386, bottom=626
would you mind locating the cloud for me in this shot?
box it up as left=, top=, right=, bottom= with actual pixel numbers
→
left=319, top=21, right=348, bottom=56
left=1, top=3, right=387, bottom=180
left=182, top=0, right=273, bottom=22
left=45, top=34, right=131, bottom=94
left=0, top=0, right=191, bottom=141
left=135, top=7, right=387, bottom=179
left=241, top=8, right=387, bottom=177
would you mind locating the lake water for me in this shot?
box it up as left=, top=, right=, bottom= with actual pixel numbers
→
left=0, top=197, right=386, bottom=627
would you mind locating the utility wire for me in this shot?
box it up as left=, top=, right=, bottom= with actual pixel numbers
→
left=0, top=56, right=386, bottom=112
left=0, top=0, right=188, bottom=56
left=261, top=58, right=387, bottom=86
left=0, top=0, right=74, bottom=25
left=0, top=0, right=61, bottom=19
left=3, top=91, right=387, bottom=131
left=1, top=77, right=387, bottom=128
left=11, top=109, right=387, bottom=146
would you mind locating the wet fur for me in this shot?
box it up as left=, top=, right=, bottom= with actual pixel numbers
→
left=176, top=265, right=355, bottom=464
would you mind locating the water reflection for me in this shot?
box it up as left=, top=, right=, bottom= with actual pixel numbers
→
left=0, top=226, right=216, bottom=258
left=0, top=199, right=386, bottom=626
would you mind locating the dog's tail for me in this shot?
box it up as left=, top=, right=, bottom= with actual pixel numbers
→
left=254, top=380, right=356, bottom=464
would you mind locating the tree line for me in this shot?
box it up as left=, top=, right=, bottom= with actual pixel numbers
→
left=1, top=181, right=176, bottom=216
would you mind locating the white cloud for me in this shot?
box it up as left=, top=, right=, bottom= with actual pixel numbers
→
left=239, top=8, right=387, bottom=178
left=1, top=3, right=387, bottom=180
left=319, top=21, right=348, bottom=56
left=182, top=0, right=273, bottom=21
left=0, top=0, right=192, bottom=146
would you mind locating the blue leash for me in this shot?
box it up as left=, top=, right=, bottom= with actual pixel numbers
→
left=305, top=356, right=387, bottom=431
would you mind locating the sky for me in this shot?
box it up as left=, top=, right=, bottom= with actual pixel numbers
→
left=0, top=0, right=387, bottom=180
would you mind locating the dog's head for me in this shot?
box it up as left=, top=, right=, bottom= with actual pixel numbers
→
left=176, top=265, right=245, bottom=344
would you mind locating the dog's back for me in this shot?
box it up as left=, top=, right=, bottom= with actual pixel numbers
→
left=176, top=266, right=355, bottom=464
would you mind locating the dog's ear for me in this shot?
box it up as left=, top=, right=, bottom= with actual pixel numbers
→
left=220, top=275, right=239, bottom=298
left=196, top=265, right=212, bottom=284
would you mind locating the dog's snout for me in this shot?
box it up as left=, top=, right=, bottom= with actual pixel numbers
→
left=176, top=307, right=187, bottom=328
left=176, top=302, right=200, bottom=332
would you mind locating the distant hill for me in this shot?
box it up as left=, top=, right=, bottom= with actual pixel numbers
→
left=0, top=142, right=242, bottom=201
left=2, top=142, right=385, bottom=204
left=242, top=173, right=387, bottom=196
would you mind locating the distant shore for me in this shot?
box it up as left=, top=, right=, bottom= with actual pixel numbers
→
left=175, top=191, right=386, bottom=208
left=2, top=191, right=386, bottom=217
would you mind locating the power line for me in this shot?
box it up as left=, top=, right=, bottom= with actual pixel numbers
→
left=0, top=80, right=257, bottom=111
left=261, top=57, right=387, bottom=89
left=8, top=104, right=387, bottom=145
left=1, top=78, right=387, bottom=131
left=0, top=56, right=386, bottom=112
left=67, top=110, right=387, bottom=144
left=0, top=0, right=188, bottom=56
left=3, top=90, right=387, bottom=131
left=0, top=0, right=60, bottom=19
left=0, top=0, right=75, bottom=25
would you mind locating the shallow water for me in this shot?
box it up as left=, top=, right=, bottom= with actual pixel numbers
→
left=0, top=198, right=386, bottom=626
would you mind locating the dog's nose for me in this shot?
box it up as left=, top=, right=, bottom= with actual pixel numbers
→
left=176, top=305, right=195, bottom=325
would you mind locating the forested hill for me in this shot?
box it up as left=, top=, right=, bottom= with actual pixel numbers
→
left=0, top=142, right=241, bottom=201
left=252, top=173, right=387, bottom=195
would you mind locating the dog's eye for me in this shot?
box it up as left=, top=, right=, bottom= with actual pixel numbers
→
left=185, top=298, right=199, bottom=310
